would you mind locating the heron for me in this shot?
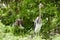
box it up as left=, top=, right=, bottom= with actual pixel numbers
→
left=34, top=3, right=44, bottom=35
left=30, top=3, right=44, bottom=39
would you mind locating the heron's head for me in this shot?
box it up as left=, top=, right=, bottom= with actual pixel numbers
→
left=39, top=3, right=44, bottom=9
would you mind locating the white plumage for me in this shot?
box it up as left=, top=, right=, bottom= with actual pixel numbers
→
left=34, top=3, right=43, bottom=33
left=34, top=17, right=42, bottom=33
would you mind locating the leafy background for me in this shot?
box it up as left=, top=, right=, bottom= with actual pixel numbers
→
left=0, top=0, right=60, bottom=40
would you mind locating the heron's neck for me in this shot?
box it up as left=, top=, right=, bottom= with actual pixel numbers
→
left=39, top=8, right=41, bottom=18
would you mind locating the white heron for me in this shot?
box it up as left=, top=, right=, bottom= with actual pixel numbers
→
left=34, top=3, right=44, bottom=34
left=30, top=3, right=44, bottom=39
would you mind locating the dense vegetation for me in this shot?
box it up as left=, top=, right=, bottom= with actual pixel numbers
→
left=0, top=0, right=60, bottom=40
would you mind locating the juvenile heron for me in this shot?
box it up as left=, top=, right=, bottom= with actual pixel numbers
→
left=30, top=3, right=44, bottom=39
left=34, top=3, right=43, bottom=34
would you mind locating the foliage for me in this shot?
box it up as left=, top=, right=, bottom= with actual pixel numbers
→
left=0, top=0, right=60, bottom=39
